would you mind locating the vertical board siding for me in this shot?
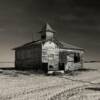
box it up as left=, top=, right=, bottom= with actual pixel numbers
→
left=15, top=44, right=42, bottom=70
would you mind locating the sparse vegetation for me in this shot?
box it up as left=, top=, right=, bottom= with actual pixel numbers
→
left=0, top=63, right=100, bottom=100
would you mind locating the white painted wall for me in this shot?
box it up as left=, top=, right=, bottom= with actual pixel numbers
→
left=42, top=41, right=59, bottom=70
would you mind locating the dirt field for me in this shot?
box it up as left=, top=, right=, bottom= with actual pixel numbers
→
left=0, top=63, right=100, bottom=100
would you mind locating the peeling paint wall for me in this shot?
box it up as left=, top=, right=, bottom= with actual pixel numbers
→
left=42, top=41, right=59, bottom=70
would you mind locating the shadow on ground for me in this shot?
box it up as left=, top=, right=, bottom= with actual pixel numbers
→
left=77, top=68, right=97, bottom=72
left=86, top=87, right=100, bottom=91
left=0, top=67, right=97, bottom=77
left=0, top=67, right=45, bottom=77
left=64, top=68, right=97, bottom=76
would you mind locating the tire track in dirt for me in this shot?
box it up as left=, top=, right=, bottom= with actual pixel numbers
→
left=1, top=75, right=100, bottom=100
left=49, top=76, right=100, bottom=100
left=49, top=85, right=88, bottom=100
left=13, top=76, right=99, bottom=100
left=0, top=82, right=73, bottom=100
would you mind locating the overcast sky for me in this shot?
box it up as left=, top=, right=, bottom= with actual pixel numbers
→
left=0, top=0, right=100, bottom=61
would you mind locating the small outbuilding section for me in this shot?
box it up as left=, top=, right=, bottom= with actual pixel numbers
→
left=13, top=23, right=84, bottom=73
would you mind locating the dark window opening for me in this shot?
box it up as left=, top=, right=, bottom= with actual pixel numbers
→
left=41, top=35, right=46, bottom=39
left=59, top=63, right=64, bottom=70
left=42, top=63, right=48, bottom=73
left=49, top=65, right=53, bottom=69
left=74, top=53, right=80, bottom=63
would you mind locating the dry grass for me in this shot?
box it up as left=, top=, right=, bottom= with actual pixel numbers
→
left=0, top=62, right=100, bottom=100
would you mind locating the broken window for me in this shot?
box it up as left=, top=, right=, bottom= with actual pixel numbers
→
left=74, top=53, right=80, bottom=63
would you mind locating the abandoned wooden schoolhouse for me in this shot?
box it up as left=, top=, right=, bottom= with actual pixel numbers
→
left=13, top=23, right=84, bottom=73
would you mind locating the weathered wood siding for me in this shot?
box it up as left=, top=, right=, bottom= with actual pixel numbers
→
left=65, top=52, right=84, bottom=71
left=15, top=44, right=42, bottom=70
left=42, top=41, right=59, bottom=71
left=59, top=49, right=84, bottom=71
left=15, top=40, right=84, bottom=72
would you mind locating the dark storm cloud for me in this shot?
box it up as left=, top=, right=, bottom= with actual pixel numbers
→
left=0, top=0, right=100, bottom=61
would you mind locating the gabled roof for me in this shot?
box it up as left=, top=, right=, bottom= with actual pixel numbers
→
left=59, top=41, right=84, bottom=51
left=39, top=23, right=56, bottom=33
left=52, top=38, right=84, bottom=50
left=13, top=39, right=84, bottom=51
left=13, top=23, right=84, bottom=51
left=13, top=40, right=42, bottom=50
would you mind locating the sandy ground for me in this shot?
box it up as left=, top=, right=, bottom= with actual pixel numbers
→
left=0, top=63, right=100, bottom=100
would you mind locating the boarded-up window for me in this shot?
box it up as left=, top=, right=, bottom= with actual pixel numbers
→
left=59, top=52, right=67, bottom=63
left=48, top=54, right=54, bottom=59
left=42, top=55, right=48, bottom=62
